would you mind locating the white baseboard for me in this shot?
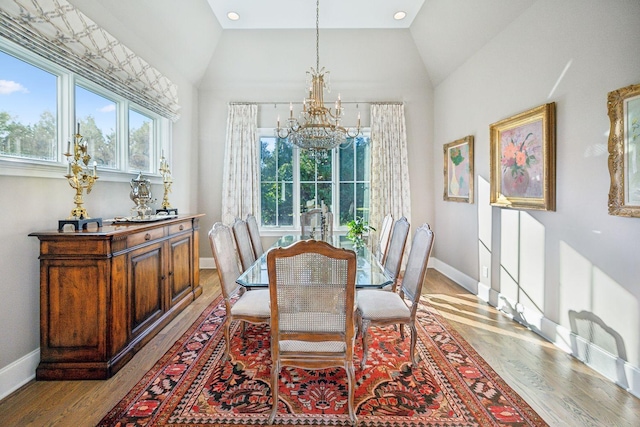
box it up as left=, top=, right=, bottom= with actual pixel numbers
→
left=200, top=257, right=216, bottom=269
left=2, top=259, right=637, bottom=402
left=429, top=257, right=478, bottom=294
left=430, top=257, right=640, bottom=399
left=0, top=348, right=39, bottom=401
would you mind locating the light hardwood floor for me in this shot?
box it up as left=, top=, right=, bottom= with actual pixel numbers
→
left=1, top=269, right=639, bottom=426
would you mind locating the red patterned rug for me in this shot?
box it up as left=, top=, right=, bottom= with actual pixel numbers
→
left=98, top=294, right=548, bottom=426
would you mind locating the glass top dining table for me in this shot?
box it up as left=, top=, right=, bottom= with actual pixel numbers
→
left=236, top=235, right=394, bottom=289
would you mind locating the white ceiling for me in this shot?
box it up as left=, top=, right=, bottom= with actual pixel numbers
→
left=206, top=0, right=536, bottom=86
left=207, top=0, right=426, bottom=29
left=70, top=0, right=537, bottom=88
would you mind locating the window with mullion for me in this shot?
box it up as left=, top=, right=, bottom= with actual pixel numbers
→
left=258, top=131, right=371, bottom=231
left=75, top=84, right=117, bottom=168
left=1, top=38, right=169, bottom=178
left=299, top=149, right=332, bottom=212
left=0, top=50, right=58, bottom=161
left=261, top=136, right=293, bottom=226
left=129, top=109, right=154, bottom=173
left=338, top=136, right=371, bottom=226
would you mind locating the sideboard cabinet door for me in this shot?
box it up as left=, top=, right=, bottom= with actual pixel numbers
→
left=129, top=241, right=165, bottom=339
left=168, top=233, right=193, bottom=308
left=39, top=259, right=108, bottom=369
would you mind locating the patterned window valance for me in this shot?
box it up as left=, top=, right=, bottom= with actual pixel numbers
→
left=0, top=0, right=180, bottom=121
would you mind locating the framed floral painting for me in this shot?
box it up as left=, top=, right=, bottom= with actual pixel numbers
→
left=443, top=135, right=474, bottom=203
left=607, top=82, right=640, bottom=217
left=490, top=103, right=556, bottom=211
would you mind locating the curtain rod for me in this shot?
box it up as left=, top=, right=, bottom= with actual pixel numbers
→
left=229, top=101, right=404, bottom=106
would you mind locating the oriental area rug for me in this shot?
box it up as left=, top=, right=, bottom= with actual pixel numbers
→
left=98, top=294, right=548, bottom=427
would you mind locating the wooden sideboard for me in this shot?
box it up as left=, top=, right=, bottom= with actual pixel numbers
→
left=29, top=214, right=204, bottom=380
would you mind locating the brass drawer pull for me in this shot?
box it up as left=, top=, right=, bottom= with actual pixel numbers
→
left=179, top=225, right=184, bottom=231
left=145, top=233, right=151, bottom=241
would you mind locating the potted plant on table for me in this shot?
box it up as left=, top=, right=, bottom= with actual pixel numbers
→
left=346, top=217, right=375, bottom=249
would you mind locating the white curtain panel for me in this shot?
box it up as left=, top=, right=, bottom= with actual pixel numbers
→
left=369, top=103, right=412, bottom=257
left=221, top=103, right=259, bottom=225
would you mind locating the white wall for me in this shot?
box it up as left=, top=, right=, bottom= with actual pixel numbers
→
left=198, top=28, right=434, bottom=257
left=432, top=0, right=640, bottom=391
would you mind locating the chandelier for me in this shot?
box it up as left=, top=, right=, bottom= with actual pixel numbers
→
left=275, top=0, right=361, bottom=155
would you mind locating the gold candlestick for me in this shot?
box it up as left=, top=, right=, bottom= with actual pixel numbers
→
left=64, top=125, right=99, bottom=220
left=157, top=154, right=175, bottom=214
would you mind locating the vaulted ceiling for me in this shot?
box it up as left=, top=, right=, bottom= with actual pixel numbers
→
left=206, top=0, right=535, bottom=86
left=69, top=0, right=536, bottom=87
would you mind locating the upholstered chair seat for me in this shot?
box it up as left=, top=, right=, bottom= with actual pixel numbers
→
left=229, top=289, right=270, bottom=317
left=357, top=289, right=411, bottom=320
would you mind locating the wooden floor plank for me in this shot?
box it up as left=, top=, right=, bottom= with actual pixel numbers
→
left=0, top=268, right=638, bottom=426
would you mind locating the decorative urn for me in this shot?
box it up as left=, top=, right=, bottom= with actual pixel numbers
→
left=130, top=171, right=154, bottom=218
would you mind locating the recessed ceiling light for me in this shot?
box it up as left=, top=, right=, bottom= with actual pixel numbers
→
left=393, top=11, right=407, bottom=21
left=227, top=11, right=240, bottom=21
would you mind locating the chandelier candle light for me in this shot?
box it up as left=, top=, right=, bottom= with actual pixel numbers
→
left=59, top=123, right=102, bottom=230
left=275, top=0, right=361, bottom=156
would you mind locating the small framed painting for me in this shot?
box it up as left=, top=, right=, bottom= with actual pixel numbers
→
left=443, top=136, right=474, bottom=203
left=607, top=82, right=640, bottom=217
left=490, top=103, right=556, bottom=211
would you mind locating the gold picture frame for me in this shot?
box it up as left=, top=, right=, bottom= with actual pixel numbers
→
left=443, top=135, right=474, bottom=203
left=607, top=82, right=640, bottom=217
left=490, top=103, right=556, bottom=211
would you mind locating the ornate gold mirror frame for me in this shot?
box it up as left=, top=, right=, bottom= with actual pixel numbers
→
left=607, top=82, right=640, bottom=217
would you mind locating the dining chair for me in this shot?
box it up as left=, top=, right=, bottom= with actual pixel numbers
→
left=232, top=218, right=256, bottom=271
left=324, top=210, right=334, bottom=237
left=300, top=208, right=333, bottom=240
left=357, top=223, right=434, bottom=369
left=375, top=213, right=394, bottom=264
left=208, top=222, right=270, bottom=361
left=383, top=216, right=410, bottom=292
left=267, top=240, right=357, bottom=425
left=245, top=214, right=264, bottom=259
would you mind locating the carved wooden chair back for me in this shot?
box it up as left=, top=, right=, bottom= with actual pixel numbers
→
left=300, top=208, right=324, bottom=240
left=245, top=214, right=264, bottom=259
left=208, top=222, right=270, bottom=361
left=266, top=239, right=357, bottom=425
left=383, top=216, right=410, bottom=291
left=232, top=218, right=256, bottom=271
left=357, top=223, right=434, bottom=369
left=376, top=213, right=394, bottom=264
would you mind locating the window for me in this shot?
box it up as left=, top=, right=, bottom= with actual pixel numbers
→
left=0, top=38, right=169, bottom=178
left=259, top=130, right=371, bottom=231
left=129, top=109, right=154, bottom=172
left=0, top=50, right=58, bottom=161
left=338, top=136, right=371, bottom=225
left=75, top=85, right=117, bottom=168
left=260, top=136, right=293, bottom=226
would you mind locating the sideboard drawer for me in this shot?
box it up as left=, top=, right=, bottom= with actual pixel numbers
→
left=168, top=220, right=192, bottom=235
left=127, top=227, right=165, bottom=247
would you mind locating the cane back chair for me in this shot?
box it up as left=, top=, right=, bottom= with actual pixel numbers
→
left=245, top=214, right=264, bottom=259
left=267, top=240, right=357, bottom=425
left=375, top=213, right=394, bottom=264
left=208, top=222, right=270, bottom=361
left=357, top=223, right=434, bottom=369
left=383, top=216, right=410, bottom=292
left=232, top=218, right=256, bottom=271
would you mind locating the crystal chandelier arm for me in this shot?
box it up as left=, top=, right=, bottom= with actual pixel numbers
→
left=275, top=127, right=291, bottom=139
left=345, top=127, right=361, bottom=138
